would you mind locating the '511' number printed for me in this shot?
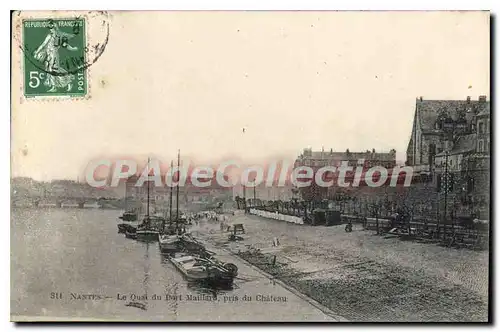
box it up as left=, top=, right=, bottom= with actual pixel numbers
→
left=23, top=18, right=87, bottom=97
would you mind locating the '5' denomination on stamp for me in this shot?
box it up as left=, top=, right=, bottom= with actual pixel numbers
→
left=22, top=18, right=87, bottom=97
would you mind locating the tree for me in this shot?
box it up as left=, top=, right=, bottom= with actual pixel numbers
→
left=291, top=198, right=298, bottom=215
left=368, top=202, right=382, bottom=234
left=277, top=200, right=284, bottom=213
left=301, top=200, right=309, bottom=221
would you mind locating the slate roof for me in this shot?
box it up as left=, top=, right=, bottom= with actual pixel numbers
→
left=416, top=99, right=488, bottom=134
left=407, top=97, right=489, bottom=158
left=477, top=103, right=491, bottom=117
left=303, top=150, right=395, bottom=161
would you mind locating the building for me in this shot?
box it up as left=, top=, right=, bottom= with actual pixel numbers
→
left=406, top=95, right=490, bottom=220
left=406, top=96, right=489, bottom=172
left=294, top=147, right=398, bottom=202
left=235, top=181, right=296, bottom=204
left=296, top=147, right=397, bottom=169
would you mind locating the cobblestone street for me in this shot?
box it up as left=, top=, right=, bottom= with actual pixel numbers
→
left=194, top=213, right=489, bottom=322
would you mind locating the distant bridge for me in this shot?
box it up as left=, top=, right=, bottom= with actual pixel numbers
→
left=12, top=196, right=122, bottom=209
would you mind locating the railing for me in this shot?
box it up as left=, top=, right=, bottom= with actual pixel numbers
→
left=341, top=214, right=488, bottom=250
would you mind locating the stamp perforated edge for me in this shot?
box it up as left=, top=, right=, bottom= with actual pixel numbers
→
left=12, top=11, right=111, bottom=103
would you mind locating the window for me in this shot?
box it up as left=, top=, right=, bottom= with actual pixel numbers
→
left=467, top=177, right=475, bottom=193
left=419, top=139, right=423, bottom=164
left=428, top=143, right=436, bottom=166
left=478, top=140, right=484, bottom=152
left=478, top=121, right=484, bottom=134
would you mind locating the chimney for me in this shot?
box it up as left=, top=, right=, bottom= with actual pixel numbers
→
left=479, top=95, right=487, bottom=102
left=466, top=96, right=471, bottom=103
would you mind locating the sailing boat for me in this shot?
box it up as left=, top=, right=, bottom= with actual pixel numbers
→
left=137, top=158, right=163, bottom=242
left=159, top=152, right=184, bottom=252
left=118, top=176, right=139, bottom=233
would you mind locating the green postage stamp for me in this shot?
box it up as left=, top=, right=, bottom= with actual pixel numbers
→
left=22, top=18, right=87, bottom=97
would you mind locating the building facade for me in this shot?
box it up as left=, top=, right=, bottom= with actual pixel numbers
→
left=406, top=95, right=490, bottom=220
left=296, top=147, right=397, bottom=169
left=294, top=147, right=398, bottom=202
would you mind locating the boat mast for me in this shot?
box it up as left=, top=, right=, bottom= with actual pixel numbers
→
left=176, top=150, right=180, bottom=227
left=169, top=160, right=173, bottom=222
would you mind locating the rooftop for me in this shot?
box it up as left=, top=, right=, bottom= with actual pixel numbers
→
left=299, top=149, right=396, bottom=161
left=416, top=96, right=489, bottom=134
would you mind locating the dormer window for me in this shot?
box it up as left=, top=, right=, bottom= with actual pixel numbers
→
left=443, top=116, right=454, bottom=131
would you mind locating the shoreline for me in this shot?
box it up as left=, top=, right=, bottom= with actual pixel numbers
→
left=194, top=213, right=489, bottom=322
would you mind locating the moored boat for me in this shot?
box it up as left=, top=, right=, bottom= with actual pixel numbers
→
left=125, top=227, right=137, bottom=239
left=177, top=234, right=206, bottom=253
left=118, top=220, right=138, bottom=234
left=136, top=158, right=163, bottom=242
left=137, top=229, right=160, bottom=241
left=118, top=223, right=127, bottom=233
left=158, top=234, right=180, bottom=252
left=158, top=151, right=190, bottom=251
left=169, top=253, right=238, bottom=284
left=119, top=211, right=138, bottom=222
left=137, top=216, right=164, bottom=241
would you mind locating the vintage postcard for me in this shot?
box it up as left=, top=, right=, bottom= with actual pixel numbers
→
left=10, top=11, right=490, bottom=322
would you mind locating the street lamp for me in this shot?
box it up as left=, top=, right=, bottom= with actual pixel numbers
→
left=439, top=151, right=451, bottom=239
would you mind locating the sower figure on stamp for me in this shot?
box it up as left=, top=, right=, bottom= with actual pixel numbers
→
left=33, top=21, right=78, bottom=92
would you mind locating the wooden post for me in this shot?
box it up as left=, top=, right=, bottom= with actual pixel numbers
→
left=436, top=195, right=440, bottom=239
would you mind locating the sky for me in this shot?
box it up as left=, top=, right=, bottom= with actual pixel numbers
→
left=11, top=11, right=490, bottom=181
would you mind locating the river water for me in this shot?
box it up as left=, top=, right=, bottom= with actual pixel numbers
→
left=11, top=208, right=334, bottom=322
